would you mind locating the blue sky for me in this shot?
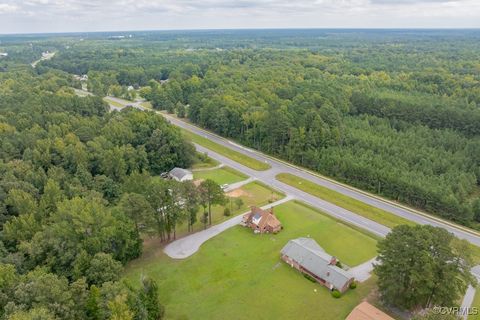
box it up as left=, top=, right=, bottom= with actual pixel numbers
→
left=0, top=0, right=479, bottom=34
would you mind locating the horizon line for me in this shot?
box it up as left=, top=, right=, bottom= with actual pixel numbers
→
left=1, top=26, right=480, bottom=37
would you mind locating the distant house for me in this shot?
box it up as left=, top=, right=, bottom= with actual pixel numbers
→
left=0, top=52, right=8, bottom=57
left=73, top=74, right=88, bottom=81
left=242, top=206, right=282, bottom=234
left=345, top=302, right=394, bottom=320
left=280, top=237, right=354, bottom=293
left=169, top=168, right=193, bottom=182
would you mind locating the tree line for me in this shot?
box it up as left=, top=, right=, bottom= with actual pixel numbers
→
left=0, top=69, right=210, bottom=319
left=34, top=31, right=480, bottom=227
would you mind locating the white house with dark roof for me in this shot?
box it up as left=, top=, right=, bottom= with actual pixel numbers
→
left=280, top=237, right=354, bottom=292
left=169, top=167, right=193, bottom=182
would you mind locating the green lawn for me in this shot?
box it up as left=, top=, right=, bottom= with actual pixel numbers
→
left=276, top=173, right=480, bottom=264
left=124, top=201, right=378, bottom=320
left=469, top=288, right=480, bottom=320
left=181, top=129, right=271, bottom=171
left=103, top=97, right=125, bottom=108
left=193, top=166, right=247, bottom=185
left=175, top=181, right=284, bottom=237
left=190, top=153, right=220, bottom=170
left=274, top=201, right=378, bottom=266
left=276, top=173, right=415, bottom=228
left=140, top=101, right=153, bottom=109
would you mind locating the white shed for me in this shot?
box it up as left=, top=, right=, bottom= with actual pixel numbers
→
left=169, top=168, right=193, bottom=182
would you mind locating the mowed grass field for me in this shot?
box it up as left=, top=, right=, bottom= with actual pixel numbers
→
left=190, top=153, right=219, bottom=170
left=181, top=129, right=271, bottom=171
left=193, top=166, right=248, bottom=185
left=174, top=181, right=284, bottom=237
left=276, top=173, right=480, bottom=264
left=276, top=173, right=415, bottom=228
left=103, top=97, right=124, bottom=108
left=124, top=201, right=378, bottom=320
left=469, top=289, right=480, bottom=320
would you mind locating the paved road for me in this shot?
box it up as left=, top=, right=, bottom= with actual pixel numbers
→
left=164, top=196, right=293, bottom=259
left=102, top=96, right=480, bottom=279
left=31, top=51, right=56, bottom=68
left=194, top=144, right=390, bottom=238
left=161, top=114, right=480, bottom=245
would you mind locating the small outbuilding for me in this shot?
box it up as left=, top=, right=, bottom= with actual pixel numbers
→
left=281, top=237, right=354, bottom=293
left=169, top=168, right=193, bottom=182
left=345, top=302, right=394, bottom=320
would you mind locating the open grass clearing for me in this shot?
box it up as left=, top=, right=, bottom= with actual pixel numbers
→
left=140, top=101, right=153, bottom=109
left=276, top=173, right=415, bottom=228
left=468, top=288, right=480, bottom=320
left=124, top=200, right=378, bottom=320
left=181, top=129, right=271, bottom=171
left=276, top=173, right=480, bottom=264
left=174, top=181, right=284, bottom=238
left=190, top=152, right=220, bottom=170
left=193, top=166, right=247, bottom=185
left=103, top=97, right=125, bottom=108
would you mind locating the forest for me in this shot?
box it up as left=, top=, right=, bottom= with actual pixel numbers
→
left=0, top=67, right=234, bottom=319
left=0, top=29, right=479, bottom=317
left=17, top=29, right=479, bottom=228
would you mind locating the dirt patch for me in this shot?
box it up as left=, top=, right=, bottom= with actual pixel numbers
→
left=227, top=188, right=249, bottom=198
left=193, top=179, right=204, bottom=187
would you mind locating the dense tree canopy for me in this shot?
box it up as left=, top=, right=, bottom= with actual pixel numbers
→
left=374, top=225, right=475, bottom=310
left=1, top=29, right=480, bottom=317
left=0, top=69, right=197, bottom=318
left=26, top=29, right=480, bottom=228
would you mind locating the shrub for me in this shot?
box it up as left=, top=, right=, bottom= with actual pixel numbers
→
left=235, top=198, right=244, bottom=209
left=303, top=273, right=316, bottom=283
left=335, top=261, right=343, bottom=268
left=331, top=290, right=341, bottom=298
left=349, top=281, right=357, bottom=289
left=223, top=207, right=231, bottom=217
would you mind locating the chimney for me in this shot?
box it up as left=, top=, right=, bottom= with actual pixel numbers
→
left=330, top=256, right=337, bottom=266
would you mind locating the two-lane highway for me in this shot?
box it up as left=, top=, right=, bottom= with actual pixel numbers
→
left=104, top=96, right=480, bottom=246
left=159, top=112, right=480, bottom=246
left=102, top=95, right=480, bottom=278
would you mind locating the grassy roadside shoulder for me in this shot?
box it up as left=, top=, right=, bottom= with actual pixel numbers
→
left=193, top=166, right=248, bottom=185
left=277, top=173, right=416, bottom=228
left=103, top=97, right=125, bottom=108
left=181, top=129, right=271, bottom=171
left=277, top=173, right=480, bottom=264
left=191, top=152, right=219, bottom=169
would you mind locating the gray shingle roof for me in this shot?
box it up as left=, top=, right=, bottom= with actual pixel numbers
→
left=281, top=237, right=353, bottom=290
left=169, top=167, right=192, bottom=180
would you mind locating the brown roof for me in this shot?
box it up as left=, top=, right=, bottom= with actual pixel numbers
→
left=346, top=302, right=395, bottom=320
left=244, top=206, right=281, bottom=229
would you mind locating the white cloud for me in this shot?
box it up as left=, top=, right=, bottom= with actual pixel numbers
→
left=0, top=3, right=18, bottom=13
left=0, top=0, right=478, bottom=33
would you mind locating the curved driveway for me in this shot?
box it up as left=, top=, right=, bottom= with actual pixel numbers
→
left=161, top=113, right=480, bottom=246
left=164, top=196, right=293, bottom=259
left=104, top=96, right=480, bottom=279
